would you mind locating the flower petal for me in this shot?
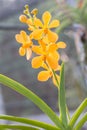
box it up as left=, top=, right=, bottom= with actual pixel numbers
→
left=41, top=63, right=48, bottom=70
left=27, top=19, right=33, bottom=26
left=15, top=34, right=23, bottom=44
left=38, top=70, right=50, bottom=81
left=52, top=51, right=60, bottom=61
left=19, top=47, right=25, bottom=56
left=42, top=11, right=51, bottom=27
left=47, top=30, right=58, bottom=42
left=42, top=36, right=49, bottom=44
left=57, top=42, right=66, bottom=48
left=34, top=18, right=43, bottom=27
left=20, top=31, right=27, bottom=42
left=46, top=54, right=59, bottom=69
left=38, top=40, right=46, bottom=51
left=31, top=29, right=43, bottom=40
left=32, top=56, right=43, bottom=68
left=32, top=45, right=43, bottom=55
left=28, top=25, right=34, bottom=31
left=49, top=20, right=60, bottom=28
left=26, top=48, right=32, bottom=60
left=48, top=43, right=57, bottom=52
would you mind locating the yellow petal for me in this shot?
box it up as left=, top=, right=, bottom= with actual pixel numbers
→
left=27, top=19, right=33, bottom=25
left=42, top=11, right=51, bottom=27
left=38, top=40, right=46, bottom=51
left=34, top=18, right=43, bottom=27
left=47, top=30, right=58, bottom=43
left=15, top=34, right=23, bottom=44
left=32, top=45, right=43, bottom=55
left=28, top=26, right=34, bottom=31
left=42, top=36, right=49, bottom=44
left=20, top=31, right=27, bottom=42
left=52, top=51, right=60, bottom=61
left=55, top=64, right=61, bottom=71
left=57, top=42, right=66, bottom=48
left=31, top=29, right=43, bottom=40
left=19, top=47, right=25, bottom=56
left=41, top=63, right=48, bottom=70
left=46, top=54, right=59, bottom=69
left=49, top=20, right=60, bottom=28
left=32, top=56, right=43, bottom=68
left=48, top=43, right=57, bottom=52
left=38, top=71, right=50, bottom=81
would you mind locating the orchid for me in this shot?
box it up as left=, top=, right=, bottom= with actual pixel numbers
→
left=31, top=11, right=60, bottom=43
left=15, top=30, right=33, bottom=60
left=0, top=4, right=87, bottom=130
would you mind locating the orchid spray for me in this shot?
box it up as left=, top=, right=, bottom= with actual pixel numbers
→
left=0, top=5, right=87, bottom=130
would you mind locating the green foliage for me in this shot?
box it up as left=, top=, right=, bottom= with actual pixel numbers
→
left=0, top=64, right=87, bottom=130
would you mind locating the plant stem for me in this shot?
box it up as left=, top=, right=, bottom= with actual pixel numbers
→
left=52, top=69, right=59, bottom=87
left=58, top=63, right=68, bottom=127
left=52, top=63, right=68, bottom=128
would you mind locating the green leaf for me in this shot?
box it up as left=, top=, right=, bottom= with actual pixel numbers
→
left=0, top=115, right=61, bottom=130
left=59, top=63, right=68, bottom=128
left=0, top=74, right=64, bottom=129
left=74, top=113, right=87, bottom=130
left=0, top=124, right=39, bottom=130
left=69, top=98, right=87, bottom=128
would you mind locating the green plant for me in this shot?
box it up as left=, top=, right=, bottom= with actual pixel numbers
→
left=0, top=4, right=87, bottom=130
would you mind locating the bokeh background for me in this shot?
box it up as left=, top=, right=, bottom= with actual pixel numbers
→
left=0, top=0, right=87, bottom=126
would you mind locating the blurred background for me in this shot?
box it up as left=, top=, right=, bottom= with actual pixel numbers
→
left=0, top=0, right=87, bottom=127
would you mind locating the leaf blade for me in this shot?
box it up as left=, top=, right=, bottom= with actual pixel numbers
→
left=0, top=74, right=63, bottom=129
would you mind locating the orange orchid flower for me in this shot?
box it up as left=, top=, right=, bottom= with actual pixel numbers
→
left=31, top=40, right=66, bottom=69
left=37, top=63, right=60, bottom=86
left=31, top=11, right=60, bottom=42
left=15, top=30, right=33, bottom=60
left=15, top=6, right=67, bottom=85
left=32, top=39, right=60, bottom=69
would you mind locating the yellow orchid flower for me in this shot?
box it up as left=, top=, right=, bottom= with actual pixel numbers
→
left=31, top=11, right=60, bottom=42
left=37, top=63, right=60, bottom=85
left=32, top=40, right=60, bottom=69
left=15, top=5, right=67, bottom=85
left=15, top=30, right=33, bottom=60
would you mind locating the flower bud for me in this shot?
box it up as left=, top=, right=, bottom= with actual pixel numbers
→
left=19, top=15, right=27, bottom=23
left=31, top=8, right=38, bottom=15
left=24, top=4, right=29, bottom=10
